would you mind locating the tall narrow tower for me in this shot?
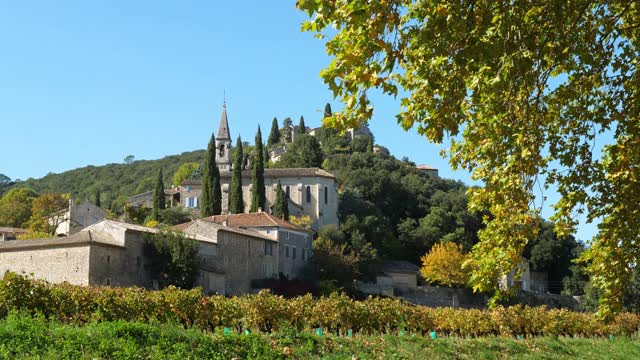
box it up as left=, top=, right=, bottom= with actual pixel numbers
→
left=216, top=102, right=232, bottom=171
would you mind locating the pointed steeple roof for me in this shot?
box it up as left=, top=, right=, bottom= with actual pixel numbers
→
left=217, top=102, right=231, bottom=140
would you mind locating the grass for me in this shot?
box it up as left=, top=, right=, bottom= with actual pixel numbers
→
left=0, top=312, right=638, bottom=359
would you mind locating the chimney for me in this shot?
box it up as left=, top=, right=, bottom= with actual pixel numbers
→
left=258, top=207, right=262, bottom=212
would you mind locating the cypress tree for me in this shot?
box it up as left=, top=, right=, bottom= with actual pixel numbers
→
left=250, top=127, right=266, bottom=212
left=95, top=189, right=101, bottom=208
left=298, top=115, right=306, bottom=134
left=201, top=134, right=222, bottom=217
left=367, top=136, right=374, bottom=153
left=229, top=135, right=244, bottom=214
left=324, top=103, right=332, bottom=118
left=273, top=181, right=289, bottom=221
left=152, top=168, right=165, bottom=221
left=267, top=117, right=280, bottom=147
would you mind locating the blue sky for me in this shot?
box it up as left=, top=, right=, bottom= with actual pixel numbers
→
left=0, top=1, right=597, bottom=241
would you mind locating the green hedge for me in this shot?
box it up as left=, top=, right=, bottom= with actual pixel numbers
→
left=0, top=272, right=638, bottom=337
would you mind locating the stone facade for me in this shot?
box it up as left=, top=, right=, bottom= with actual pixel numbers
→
left=0, top=218, right=309, bottom=295
left=181, top=168, right=338, bottom=231
left=54, top=198, right=107, bottom=236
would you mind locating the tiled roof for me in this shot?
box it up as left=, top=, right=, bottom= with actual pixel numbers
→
left=416, top=164, right=437, bottom=170
left=380, top=260, right=420, bottom=274
left=0, top=227, right=27, bottom=234
left=183, top=168, right=335, bottom=185
left=0, top=231, right=123, bottom=251
left=174, top=218, right=276, bottom=242
left=201, top=212, right=306, bottom=232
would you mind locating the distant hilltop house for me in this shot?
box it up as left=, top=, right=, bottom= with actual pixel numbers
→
left=0, top=214, right=312, bottom=295
left=416, top=164, right=439, bottom=178
left=51, top=197, right=107, bottom=237
left=128, top=103, right=339, bottom=231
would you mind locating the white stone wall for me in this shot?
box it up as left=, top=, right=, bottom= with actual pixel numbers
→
left=181, top=175, right=339, bottom=231
left=0, top=244, right=91, bottom=285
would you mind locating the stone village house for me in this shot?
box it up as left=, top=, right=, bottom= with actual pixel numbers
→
left=0, top=215, right=312, bottom=295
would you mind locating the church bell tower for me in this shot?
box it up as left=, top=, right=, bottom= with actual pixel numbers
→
left=216, top=101, right=232, bottom=171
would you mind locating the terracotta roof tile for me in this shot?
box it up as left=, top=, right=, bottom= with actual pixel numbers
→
left=197, top=212, right=307, bottom=232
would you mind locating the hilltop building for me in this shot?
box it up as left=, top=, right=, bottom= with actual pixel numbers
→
left=127, top=103, right=339, bottom=231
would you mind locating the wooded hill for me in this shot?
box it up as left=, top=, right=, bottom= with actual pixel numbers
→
left=8, top=150, right=206, bottom=211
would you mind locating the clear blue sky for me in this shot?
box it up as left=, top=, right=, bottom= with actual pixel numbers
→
left=0, top=1, right=596, bottom=241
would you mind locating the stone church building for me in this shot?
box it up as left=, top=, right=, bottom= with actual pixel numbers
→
left=177, top=104, right=339, bottom=231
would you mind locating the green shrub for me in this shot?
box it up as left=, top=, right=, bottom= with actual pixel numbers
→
left=0, top=272, right=638, bottom=338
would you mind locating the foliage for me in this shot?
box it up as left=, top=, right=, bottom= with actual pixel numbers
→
left=123, top=155, right=135, bottom=164
left=298, top=115, right=306, bottom=134
left=17, top=230, right=51, bottom=240
left=124, top=204, right=151, bottom=225
left=289, top=215, right=312, bottom=231
left=143, top=230, right=199, bottom=289
left=298, top=0, right=640, bottom=318
left=267, top=117, right=280, bottom=147
left=250, top=127, right=266, bottom=212
left=281, top=117, right=293, bottom=143
left=144, top=220, right=159, bottom=228
left=27, top=193, right=70, bottom=236
left=524, top=221, right=583, bottom=294
left=311, top=237, right=360, bottom=291
left=201, top=134, right=222, bottom=217
left=272, top=181, right=289, bottom=221
left=94, top=188, right=101, bottom=207
left=0, top=174, right=13, bottom=195
left=420, top=242, right=469, bottom=288
left=159, top=206, right=193, bottom=226
left=0, top=188, right=36, bottom=228
left=276, top=134, right=323, bottom=168
left=367, top=136, right=374, bottom=153
left=172, top=162, right=199, bottom=187
left=1, top=272, right=640, bottom=339
left=9, top=150, right=205, bottom=214
left=229, top=136, right=244, bottom=214
left=151, top=169, right=165, bottom=222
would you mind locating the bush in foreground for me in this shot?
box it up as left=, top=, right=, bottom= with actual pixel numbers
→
left=0, top=272, right=638, bottom=338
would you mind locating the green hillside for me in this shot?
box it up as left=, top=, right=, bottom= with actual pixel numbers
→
left=12, top=150, right=206, bottom=210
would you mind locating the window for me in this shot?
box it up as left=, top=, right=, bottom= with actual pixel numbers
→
left=106, top=255, right=111, bottom=264
left=185, top=185, right=191, bottom=191
left=292, top=247, right=297, bottom=260
left=302, top=248, right=307, bottom=261
left=324, top=187, right=328, bottom=204
left=264, top=241, right=274, bottom=256
left=187, top=197, right=195, bottom=208
left=285, top=245, right=290, bottom=258
left=264, top=263, right=273, bottom=278
left=219, top=144, right=225, bottom=157
left=136, top=256, right=141, bottom=267
left=105, top=278, right=111, bottom=286
left=306, top=186, right=311, bottom=203
left=79, top=215, right=84, bottom=226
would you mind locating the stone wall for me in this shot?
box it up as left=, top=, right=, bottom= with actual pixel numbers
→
left=181, top=174, right=338, bottom=231
left=0, top=242, right=91, bottom=286
left=276, top=230, right=312, bottom=279
left=181, top=220, right=278, bottom=295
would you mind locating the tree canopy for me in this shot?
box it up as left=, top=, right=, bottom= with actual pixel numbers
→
left=172, top=162, right=199, bottom=187
left=0, top=188, right=36, bottom=228
left=276, top=134, right=324, bottom=168
left=267, top=117, right=280, bottom=147
left=298, top=0, right=640, bottom=318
